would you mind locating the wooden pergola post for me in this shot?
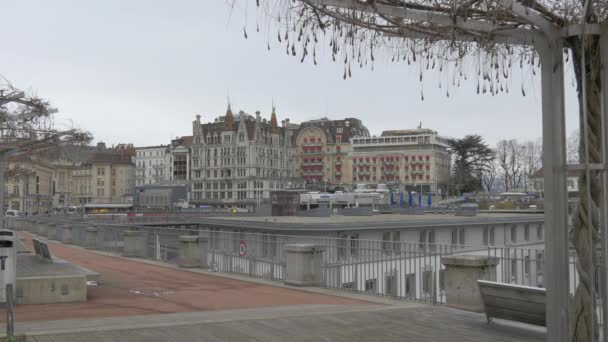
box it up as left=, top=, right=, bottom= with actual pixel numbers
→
left=537, top=37, right=570, bottom=342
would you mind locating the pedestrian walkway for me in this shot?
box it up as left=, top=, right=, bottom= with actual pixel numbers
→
left=22, top=304, right=545, bottom=342
left=12, top=233, right=366, bottom=322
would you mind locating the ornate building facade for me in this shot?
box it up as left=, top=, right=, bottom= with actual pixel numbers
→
left=291, top=118, right=369, bottom=187
left=190, top=105, right=293, bottom=209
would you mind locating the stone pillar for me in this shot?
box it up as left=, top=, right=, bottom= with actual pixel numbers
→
left=284, top=244, right=323, bottom=287
left=45, top=223, right=56, bottom=238
left=26, top=219, right=36, bottom=232
left=441, top=255, right=498, bottom=313
left=177, top=236, right=207, bottom=268
left=122, top=231, right=147, bottom=258
left=52, top=223, right=63, bottom=241
left=85, top=227, right=99, bottom=250
left=62, top=225, right=73, bottom=244
left=36, top=221, right=47, bottom=236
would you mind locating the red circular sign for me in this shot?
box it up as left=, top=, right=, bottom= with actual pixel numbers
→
left=238, top=240, right=247, bottom=257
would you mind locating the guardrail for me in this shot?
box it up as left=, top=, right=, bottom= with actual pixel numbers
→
left=12, top=217, right=577, bottom=306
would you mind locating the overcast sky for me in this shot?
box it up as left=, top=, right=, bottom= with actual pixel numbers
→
left=1, top=0, right=580, bottom=147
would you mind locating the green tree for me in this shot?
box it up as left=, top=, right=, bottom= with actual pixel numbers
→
left=448, top=135, right=495, bottom=195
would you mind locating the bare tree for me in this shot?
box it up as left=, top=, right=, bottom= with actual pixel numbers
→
left=568, top=129, right=581, bottom=164
left=521, top=139, right=542, bottom=192
left=481, top=158, right=498, bottom=192
left=0, top=80, right=91, bottom=228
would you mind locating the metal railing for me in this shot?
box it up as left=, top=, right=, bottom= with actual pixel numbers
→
left=11, top=217, right=581, bottom=306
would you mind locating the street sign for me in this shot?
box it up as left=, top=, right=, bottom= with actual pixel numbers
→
left=238, top=240, right=247, bottom=257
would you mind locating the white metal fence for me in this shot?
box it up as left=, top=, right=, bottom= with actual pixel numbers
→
left=12, top=217, right=579, bottom=305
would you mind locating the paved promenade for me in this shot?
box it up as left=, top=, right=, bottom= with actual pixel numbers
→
left=10, top=232, right=546, bottom=341
left=13, top=233, right=365, bottom=322
left=22, top=304, right=545, bottom=342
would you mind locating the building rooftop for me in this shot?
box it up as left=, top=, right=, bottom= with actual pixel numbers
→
left=197, top=213, right=543, bottom=232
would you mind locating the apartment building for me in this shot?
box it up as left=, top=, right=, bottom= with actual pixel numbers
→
left=73, top=150, right=135, bottom=204
left=3, top=157, right=54, bottom=214
left=291, top=118, right=369, bottom=186
left=349, top=128, right=451, bottom=195
left=190, top=105, right=293, bottom=209
left=135, top=146, right=169, bottom=186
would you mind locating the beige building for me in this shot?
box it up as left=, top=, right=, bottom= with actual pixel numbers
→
left=291, top=118, right=369, bottom=187
left=73, top=151, right=135, bottom=205
left=349, top=128, right=451, bottom=194
left=3, top=158, right=54, bottom=214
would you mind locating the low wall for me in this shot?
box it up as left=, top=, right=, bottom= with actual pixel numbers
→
left=16, top=275, right=87, bottom=305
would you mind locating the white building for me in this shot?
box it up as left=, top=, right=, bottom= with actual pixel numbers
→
left=135, top=146, right=169, bottom=186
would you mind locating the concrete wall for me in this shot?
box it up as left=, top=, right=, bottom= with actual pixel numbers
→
left=16, top=275, right=87, bottom=304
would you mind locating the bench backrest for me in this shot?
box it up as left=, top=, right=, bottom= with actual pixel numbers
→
left=477, top=280, right=546, bottom=326
left=32, top=239, right=53, bottom=263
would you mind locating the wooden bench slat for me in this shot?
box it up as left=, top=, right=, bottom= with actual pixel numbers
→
left=477, top=280, right=546, bottom=327
left=484, top=306, right=546, bottom=327
left=479, top=284, right=545, bottom=304
left=482, top=295, right=546, bottom=317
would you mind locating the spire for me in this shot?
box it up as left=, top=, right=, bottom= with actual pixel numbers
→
left=270, top=103, right=278, bottom=133
left=225, top=100, right=234, bottom=130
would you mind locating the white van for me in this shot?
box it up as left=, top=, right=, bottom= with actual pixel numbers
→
left=5, top=210, right=20, bottom=217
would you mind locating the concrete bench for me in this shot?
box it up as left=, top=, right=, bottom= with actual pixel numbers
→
left=477, top=280, right=546, bottom=327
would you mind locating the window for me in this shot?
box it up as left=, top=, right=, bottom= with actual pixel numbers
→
left=524, top=224, right=530, bottom=241
left=483, top=227, right=489, bottom=246
left=422, top=270, right=433, bottom=295
left=459, top=228, right=465, bottom=247
left=385, top=273, right=396, bottom=296
left=262, top=234, right=277, bottom=259
left=451, top=229, right=465, bottom=248
left=536, top=251, right=544, bottom=286
left=337, top=232, right=347, bottom=260
left=510, top=225, right=517, bottom=243
left=524, top=256, right=531, bottom=277
left=405, top=274, right=416, bottom=298
left=537, top=224, right=543, bottom=240
left=382, top=232, right=392, bottom=255
left=350, top=234, right=359, bottom=258
left=419, top=231, right=427, bottom=251
left=392, top=231, right=401, bottom=253
left=511, top=259, right=518, bottom=283
left=365, top=279, right=377, bottom=293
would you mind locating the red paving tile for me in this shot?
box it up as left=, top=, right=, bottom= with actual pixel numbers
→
left=12, top=232, right=367, bottom=322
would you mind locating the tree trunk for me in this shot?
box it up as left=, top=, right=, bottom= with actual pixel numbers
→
left=570, top=34, right=602, bottom=342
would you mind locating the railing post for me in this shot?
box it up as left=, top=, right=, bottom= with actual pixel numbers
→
left=177, top=236, right=208, bottom=268
left=284, top=244, right=324, bottom=287
left=441, top=255, right=498, bottom=313
left=122, top=230, right=148, bottom=258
